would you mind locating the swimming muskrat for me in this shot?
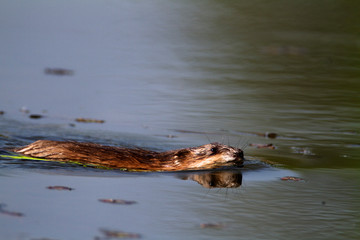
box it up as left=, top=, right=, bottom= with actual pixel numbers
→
left=14, top=140, right=244, bottom=171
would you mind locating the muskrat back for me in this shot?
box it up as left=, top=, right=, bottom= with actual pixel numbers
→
left=15, top=140, right=244, bottom=171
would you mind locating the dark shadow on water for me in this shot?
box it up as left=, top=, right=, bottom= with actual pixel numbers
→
left=176, top=170, right=243, bottom=189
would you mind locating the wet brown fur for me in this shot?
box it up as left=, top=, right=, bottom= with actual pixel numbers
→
left=14, top=140, right=244, bottom=171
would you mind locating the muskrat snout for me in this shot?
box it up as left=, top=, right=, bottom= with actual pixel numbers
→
left=234, top=150, right=244, bottom=159
left=233, top=150, right=245, bottom=166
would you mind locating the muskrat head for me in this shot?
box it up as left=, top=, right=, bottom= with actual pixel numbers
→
left=181, top=142, right=244, bottom=170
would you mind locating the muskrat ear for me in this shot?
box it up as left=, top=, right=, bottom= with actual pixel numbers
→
left=176, top=149, right=190, bottom=158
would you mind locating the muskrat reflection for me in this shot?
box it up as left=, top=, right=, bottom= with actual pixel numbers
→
left=179, top=170, right=242, bottom=189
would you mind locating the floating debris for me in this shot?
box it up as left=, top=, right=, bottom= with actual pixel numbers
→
left=99, top=199, right=137, bottom=205
left=264, top=132, right=277, bottom=139
left=249, top=143, right=276, bottom=149
left=280, top=176, right=305, bottom=182
left=0, top=203, right=24, bottom=217
left=99, top=228, right=141, bottom=239
left=75, top=118, right=105, bottom=123
left=45, top=68, right=74, bottom=76
left=29, top=114, right=43, bottom=119
left=291, top=147, right=314, bottom=155
left=47, top=186, right=74, bottom=191
left=0, top=110, right=4, bottom=115
left=200, top=223, right=224, bottom=229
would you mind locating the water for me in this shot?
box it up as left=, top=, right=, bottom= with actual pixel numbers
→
left=1, top=0, right=359, bottom=239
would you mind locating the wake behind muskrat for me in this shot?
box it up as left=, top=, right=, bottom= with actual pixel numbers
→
left=14, top=140, right=244, bottom=171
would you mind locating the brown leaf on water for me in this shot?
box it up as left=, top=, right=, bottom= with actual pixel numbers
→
left=0, top=204, right=24, bottom=217
left=75, top=118, right=105, bottom=123
left=281, top=176, right=305, bottom=182
left=200, top=223, right=224, bottom=229
left=99, top=228, right=141, bottom=239
left=29, top=114, right=44, bottom=119
left=249, top=143, right=276, bottom=149
left=47, top=186, right=74, bottom=191
left=44, top=68, right=74, bottom=76
left=98, top=199, right=137, bottom=205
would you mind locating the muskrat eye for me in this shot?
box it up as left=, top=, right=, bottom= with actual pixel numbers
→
left=210, top=147, right=218, bottom=154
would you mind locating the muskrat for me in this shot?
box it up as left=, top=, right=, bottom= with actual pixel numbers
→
left=14, top=140, right=244, bottom=171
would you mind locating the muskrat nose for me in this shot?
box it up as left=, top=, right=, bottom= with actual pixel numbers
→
left=234, top=151, right=245, bottom=164
left=232, top=151, right=245, bottom=167
left=235, top=151, right=244, bottom=160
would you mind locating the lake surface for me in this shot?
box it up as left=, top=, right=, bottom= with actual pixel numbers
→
left=0, top=1, right=359, bottom=239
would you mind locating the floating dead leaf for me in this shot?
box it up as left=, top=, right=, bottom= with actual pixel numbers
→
left=29, top=114, right=43, bottom=119
left=45, top=68, right=74, bottom=76
left=75, top=118, right=105, bottom=123
left=200, top=223, right=224, bottom=229
left=0, top=111, right=4, bottom=115
left=265, top=132, right=277, bottom=139
left=47, top=186, right=74, bottom=191
left=99, top=228, right=141, bottom=239
left=249, top=143, right=276, bottom=149
left=0, top=204, right=24, bottom=217
left=99, top=199, right=137, bottom=205
left=281, top=176, right=305, bottom=182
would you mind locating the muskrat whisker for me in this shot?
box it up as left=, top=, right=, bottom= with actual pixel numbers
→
left=205, top=134, right=212, bottom=144
left=241, top=142, right=249, bottom=150
left=236, top=137, right=249, bottom=151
